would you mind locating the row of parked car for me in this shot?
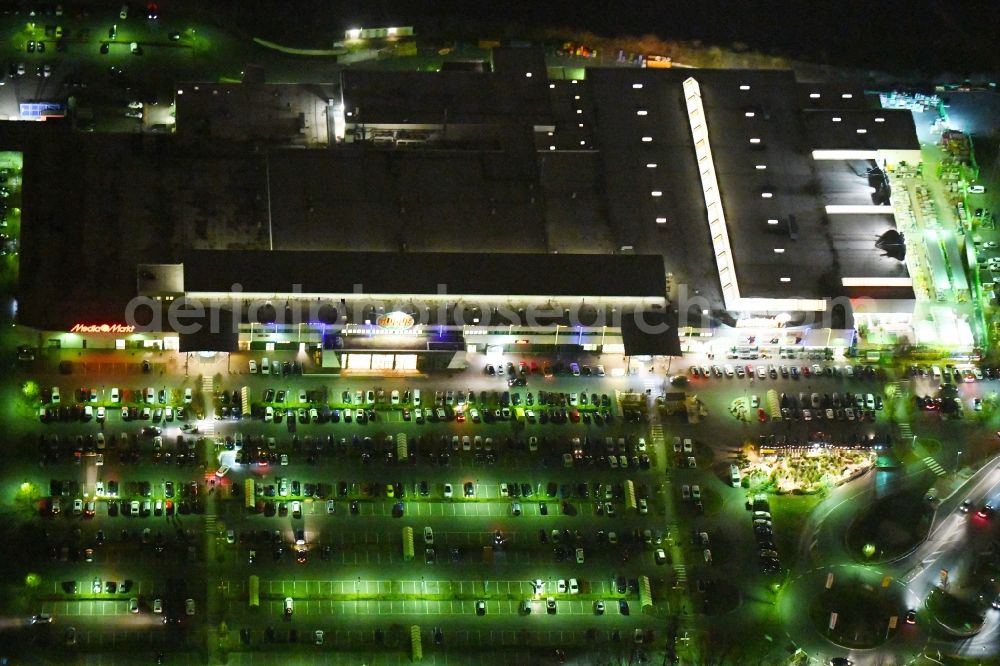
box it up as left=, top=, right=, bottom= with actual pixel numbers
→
left=258, top=402, right=618, bottom=428
left=777, top=391, right=882, bottom=422
left=485, top=360, right=607, bottom=379
left=756, top=432, right=891, bottom=450
left=44, top=386, right=193, bottom=407
left=750, top=494, right=779, bottom=574
left=45, top=479, right=205, bottom=517
left=908, top=364, right=985, bottom=382
left=690, top=363, right=880, bottom=381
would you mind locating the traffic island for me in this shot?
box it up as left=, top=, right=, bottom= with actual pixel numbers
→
left=807, top=580, right=902, bottom=649
left=845, top=484, right=933, bottom=562
left=925, top=588, right=985, bottom=637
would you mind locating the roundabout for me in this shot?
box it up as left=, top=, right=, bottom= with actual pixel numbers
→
left=778, top=564, right=919, bottom=659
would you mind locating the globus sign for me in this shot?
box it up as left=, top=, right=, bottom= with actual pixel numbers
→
left=376, top=311, right=415, bottom=330
left=70, top=323, right=136, bottom=334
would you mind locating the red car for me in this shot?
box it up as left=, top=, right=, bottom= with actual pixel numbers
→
left=758, top=409, right=768, bottom=423
left=801, top=366, right=811, bottom=377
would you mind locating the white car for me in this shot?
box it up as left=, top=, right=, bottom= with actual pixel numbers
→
left=153, top=598, right=163, bottom=614
left=249, top=360, right=258, bottom=373
left=185, top=598, right=195, bottom=615
left=638, top=498, right=648, bottom=514
left=424, top=527, right=434, bottom=545
left=314, top=630, right=324, bottom=645
left=691, top=485, right=701, bottom=500
left=109, top=387, right=119, bottom=403
left=391, top=390, right=400, bottom=405
left=557, top=579, right=567, bottom=593
left=145, top=387, right=155, bottom=403
left=264, top=406, right=274, bottom=422
left=120, top=4, right=128, bottom=19
left=569, top=578, right=579, bottom=594
left=969, top=185, right=986, bottom=194
left=184, top=388, right=192, bottom=404
left=326, top=500, right=336, bottom=514
left=443, top=484, right=453, bottom=498
left=129, top=597, right=139, bottom=614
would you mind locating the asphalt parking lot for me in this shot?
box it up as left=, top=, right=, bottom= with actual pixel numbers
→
left=16, top=347, right=998, bottom=664
left=11, top=351, right=673, bottom=662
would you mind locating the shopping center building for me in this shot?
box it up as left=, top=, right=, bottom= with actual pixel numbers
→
left=11, top=47, right=938, bottom=363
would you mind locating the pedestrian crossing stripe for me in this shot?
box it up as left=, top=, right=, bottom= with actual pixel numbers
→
left=922, top=456, right=945, bottom=476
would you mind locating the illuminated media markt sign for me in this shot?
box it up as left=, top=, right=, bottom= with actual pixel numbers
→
left=376, top=312, right=415, bottom=330
left=70, top=323, right=136, bottom=334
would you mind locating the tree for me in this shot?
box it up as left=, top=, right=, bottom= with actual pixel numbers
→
left=21, top=380, right=39, bottom=402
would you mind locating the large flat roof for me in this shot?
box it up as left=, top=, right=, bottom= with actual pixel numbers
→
left=8, top=123, right=269, bottom=329
left=182, top=249, right=667, bottom=300
left=175, top=82, right=335, bottom=145
left=267, top=147, right=549, bottom=253
left=341, top=63, right=552, bottom=127
left=804, top=109, right=919, bottom=151
left=584, top=67, right=914, bottom=304
left=11, top=56, right=921, bottom=332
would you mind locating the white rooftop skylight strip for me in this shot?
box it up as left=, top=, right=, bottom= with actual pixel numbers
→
left=825, top=204, right=893, bottom=214
left=812, top=150, right=879, bottom=160
left=841, top=277, right=913, bottom=287
left=683, top=77, right=740, bottom=310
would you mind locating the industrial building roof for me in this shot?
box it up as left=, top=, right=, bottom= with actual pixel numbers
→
left=182, top=249, right=667, bottom=300
left=584, top=67, right=915, bottom=304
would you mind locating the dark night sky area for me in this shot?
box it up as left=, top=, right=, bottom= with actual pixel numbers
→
left=228, top=0, right=1000, bottom=77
